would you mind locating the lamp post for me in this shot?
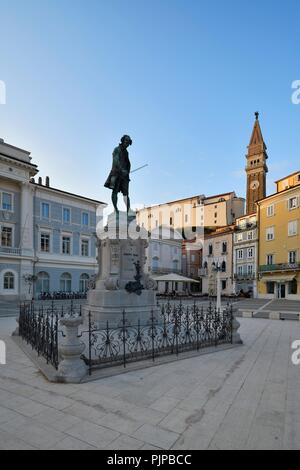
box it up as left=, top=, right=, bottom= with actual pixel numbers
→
left=214, top=261, right=222, bottom=313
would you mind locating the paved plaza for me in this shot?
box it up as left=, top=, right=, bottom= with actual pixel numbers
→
left=0, top=315, right=299, bottom=450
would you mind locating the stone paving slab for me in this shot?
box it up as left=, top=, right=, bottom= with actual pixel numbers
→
left=0, top=316, right=300, bottom=449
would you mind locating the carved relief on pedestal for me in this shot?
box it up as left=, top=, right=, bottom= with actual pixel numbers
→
left=110, top=240, right=121, bottom=275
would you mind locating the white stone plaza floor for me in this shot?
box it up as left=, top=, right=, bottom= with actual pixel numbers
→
left=0, top=316, right=300, bottom=450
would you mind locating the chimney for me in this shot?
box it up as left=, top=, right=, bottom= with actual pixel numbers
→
left=45, top=176, right=50, bottom=187
left=38, top=177, right=42, bottom=185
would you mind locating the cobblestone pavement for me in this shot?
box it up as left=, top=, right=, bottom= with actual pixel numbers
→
left=0, top=316, right=300, bottom=450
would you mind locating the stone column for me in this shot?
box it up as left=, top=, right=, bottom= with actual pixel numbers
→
left=57, top=316, right=87, bottom=383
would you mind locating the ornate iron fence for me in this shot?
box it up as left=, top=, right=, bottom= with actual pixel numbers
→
left=82, top=302, right=233, bottom=376
left=18, top=301, right=234, bottom=376
left=18, top=302, right=82, bottom=370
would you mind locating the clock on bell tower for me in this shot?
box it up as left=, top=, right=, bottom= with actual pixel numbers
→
left=246, top=112, right=268, bottom=214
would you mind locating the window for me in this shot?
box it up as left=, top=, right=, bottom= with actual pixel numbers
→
left=82, top=212, right=89, bottom=226
left=248, top=248, right=254, bottom=259
left=267, top=254, right=274, bottom=265
left=267, top=205, right=274, bottom=217
left=288, top=197, right=298, bottom=210
left=267, top=282, right=275, bottom=294
left=208, top=244, right=213, bottom=256
left=1, top=227, right=12, bottom=247
left=79, top=274, right=89, bottom=292
left=60, top=273, right=72, bottom=292
left=266, top=227, right=275, bottom=241
left=222, top=242, right=227, bottom=254
left=81, top=239, right=89, bottom=257
left=36, top=272, right=50, bottom=294
left=248, top=231, right=253, bottom=240
left=40, top=233, right=50, bottom=253
left=2, top=193, right=12, bottom=211
left=289, top=279, right=298, bottom=295
left=221, top=261, right=226, bottom=272
left=63, top=208, right=71, bottom=224
left=237, top=266, right=243, bottom=276
left=170, top=217, right=173, bottom=226
left=185, top=214, right=188, bottom=223
left=191, top=254, right=196, bottom=263
left=289, top=251, right=297, bottom=264
left=3, top=272, right=14, bottom=290
left=237, top=249, right=243, bottom=260
left=221, top=280, right=227, bottom=290
left=173, top=260, right=179, bottom=271
left=62, top=236, right=71, bottom=255
left=247, top=265, right=253, bottom=275
left=41, top=203, right=50, bottom=219
left=288, top=220, right=298, bottom=237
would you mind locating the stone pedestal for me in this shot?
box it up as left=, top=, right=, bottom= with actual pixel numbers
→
left=57, top=316, right=87, bottom=383
left=84, top=212, right=159, bottom=327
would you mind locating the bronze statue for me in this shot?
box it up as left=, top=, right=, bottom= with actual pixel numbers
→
left=104, top=135, right=132, bottom=213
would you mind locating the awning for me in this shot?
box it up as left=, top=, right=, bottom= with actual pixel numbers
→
left=152, top=273, right=200, bottom=283
left=260, top=274, right=296, bottom=283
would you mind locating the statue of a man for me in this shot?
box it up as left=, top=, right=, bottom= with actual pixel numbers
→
left=104, top=135, right=132, bottom=212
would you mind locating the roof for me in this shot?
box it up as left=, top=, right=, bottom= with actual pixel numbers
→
left=139, top=192, right=236, bottom=211
left=31, top=181, right=106, bottom=205
left=0, top=152, right=38, bottom=169
left=0, top=139, right=31, bottom=155
left=152, top=273, right=200, bottom=283
left=275, top=170, right=300, bottom=184
left=257, top=184, right=300, bottom=204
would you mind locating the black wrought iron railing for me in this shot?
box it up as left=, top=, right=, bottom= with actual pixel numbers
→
left=18, top=301, right=234, bottom=376
left=18, top=302, right=72, bottom=370
left=81, top=302, right=234, bottom=376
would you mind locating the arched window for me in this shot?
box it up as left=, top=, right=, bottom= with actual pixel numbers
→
left=79, top=274, right=90, bottom=293
left=36, top=272, right=50, bottom=294
left=203, top=261, right=208, bottom=269
left=60, top=273, right=72, bottom=292
left=3, top=272, right=14, bottom=290
left=152, top=257, right=159, bottom=271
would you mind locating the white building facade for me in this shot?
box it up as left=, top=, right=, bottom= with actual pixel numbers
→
left=0, top=138, right=105, bottom=300
left=233, top=214, right=258, bottom=298
left=145, top=226, right=183, bottom=293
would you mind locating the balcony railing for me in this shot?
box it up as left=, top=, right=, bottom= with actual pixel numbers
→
left=234, top=274, right=256, bottom=281
left=0, top=246, right=21, bottom=256
left=198, top=268, right=208, bottom=277
left=259, top=263, right=300, bottom=273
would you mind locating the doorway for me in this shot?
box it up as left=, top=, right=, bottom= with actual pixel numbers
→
left=277, top=283, right=286, bottom=299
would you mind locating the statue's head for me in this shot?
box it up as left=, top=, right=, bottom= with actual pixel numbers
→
left=120, top=135, right=132, bottom=148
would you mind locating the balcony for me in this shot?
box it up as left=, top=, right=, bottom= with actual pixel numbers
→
left=259, top=263, right=300, bottom=273
left=198, top=268, right=208, bottom=277
left=234, top=274, right=256, bottom=281
left=0, top=246, right=21, bottom=256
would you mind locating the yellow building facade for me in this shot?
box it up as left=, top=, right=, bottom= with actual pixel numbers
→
left=258, top=171, right=300, bottom=299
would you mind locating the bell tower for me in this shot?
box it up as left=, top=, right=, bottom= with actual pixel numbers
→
left=246, top=112, right=268, bottom=214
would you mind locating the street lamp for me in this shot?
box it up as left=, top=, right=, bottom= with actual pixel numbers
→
left=213, top=261, right=222, bottom=313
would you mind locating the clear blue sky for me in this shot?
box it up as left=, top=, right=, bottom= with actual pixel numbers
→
left=0, top=0, right=299, bottom=209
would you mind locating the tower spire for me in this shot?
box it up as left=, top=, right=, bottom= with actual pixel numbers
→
left=245, top=113, right=268, bottom=214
